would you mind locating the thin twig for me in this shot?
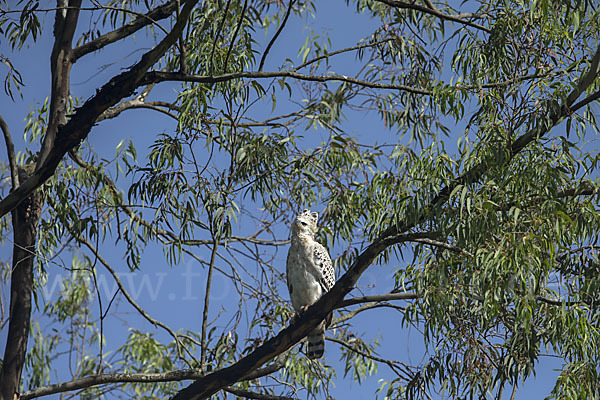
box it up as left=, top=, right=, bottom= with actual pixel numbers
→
left=338, top=292, right=419, bottom=308
left=65, top=227, right=195, bottom=364
left=412, top=237, right=474, bottom=257
left=258, top=0, right=294, bottom=72
left=374, top=0, right=491, bottom=33
left=224, top=387, right=299, bottom=400
left=327, top=336, right=413, bottom=379
left=200, top=239, right=219, bottom=371
left=223, top=0, right=248, bottom=74
left=209, top=0, right=231, bottom=75
left=293, top=38, right=395, bottom=71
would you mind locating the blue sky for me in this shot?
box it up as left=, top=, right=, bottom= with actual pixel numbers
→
left=0, top=1, right=573, bottom=398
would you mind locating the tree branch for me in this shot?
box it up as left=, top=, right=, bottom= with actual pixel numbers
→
left=20, top=370, right=205, bottom=400
left=0, top=165, right=43, bottom=400
left=200, top=240, right=218, bottom=371
left=293, top=38, right=395, bottom=71
left=570, top=88, right=600, bottom=112
left=224, top=388, right=299, bottom=400
left=566, top=43, right=600, bottom=107
left=412, top=237, right=474, bottom=257
left=141, top=69, right=567, bottom=95
left=20, top=361, right=285, bottom=399
left=37, top=0, right=82, bottom=167
left=258, top=0, right=294, bottom=72
left=333, top=302, right=406, bottom=325
left=0, top=114, right=18, bottom=189
left=374, top=0, right=491, bottom=33
left=141, top=70, right=431, bottom=94
left=71, top=0, right=179, bottom=61
left=338, top=292, right=419, bottom=308
left=223, top=0, right=247, bottom=73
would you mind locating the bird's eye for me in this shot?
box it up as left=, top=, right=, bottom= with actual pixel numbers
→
left=300, top=221, right=307, bottom=226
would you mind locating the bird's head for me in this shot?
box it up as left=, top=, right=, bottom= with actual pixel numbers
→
left=292, top=209, right=318, bottom=236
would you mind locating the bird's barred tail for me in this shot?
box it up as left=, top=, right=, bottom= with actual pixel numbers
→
left=307, top=328, right=325, bottom=359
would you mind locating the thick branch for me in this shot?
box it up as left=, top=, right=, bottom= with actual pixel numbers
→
left=140, top=70, right=431, bottom=94
left=37, top=0, right=82, bottom=167
left=20, top=361, right=284, bottom=399
left=20, top=370, right=204, bottom=400
left=0, top=165, right=43, bottom=400
left=566, top=43, right=600, bottom=106
left=0, top=114, right=18, bottom=189
left=71, top=0, right=179, bottom=61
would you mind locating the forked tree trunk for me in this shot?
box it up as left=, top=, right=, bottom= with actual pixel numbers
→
left=0, top=165, right=42, bottom=400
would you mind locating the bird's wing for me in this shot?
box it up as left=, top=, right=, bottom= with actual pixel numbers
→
left=285, top=250, right=294, bottom=295
left=313, top=242, right=335, bottom=292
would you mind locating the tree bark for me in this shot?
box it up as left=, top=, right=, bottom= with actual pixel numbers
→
left=37, top=0, right=81, bottom=167
left=0, top=165, right=43, bottom=400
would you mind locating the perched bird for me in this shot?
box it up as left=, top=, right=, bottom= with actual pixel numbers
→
left=286, top=209, right=335, bottom=359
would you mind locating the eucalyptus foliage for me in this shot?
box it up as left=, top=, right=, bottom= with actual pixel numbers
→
left=0, top=0, right=599, bottom=399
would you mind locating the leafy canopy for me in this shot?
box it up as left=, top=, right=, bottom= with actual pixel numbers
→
left=0, top=0, right=599, bottom=399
